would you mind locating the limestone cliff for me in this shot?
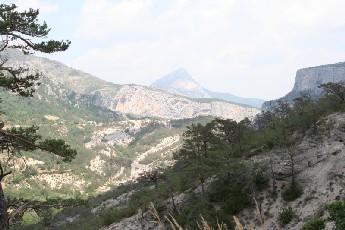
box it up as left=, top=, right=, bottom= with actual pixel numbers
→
left=263, top=62, right=345, bottom=109
left=91, top=85, right=259, bottom=121
left=4, top=49, right=260, bottom=121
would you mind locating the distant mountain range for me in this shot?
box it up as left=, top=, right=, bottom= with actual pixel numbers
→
left=4, top=49, right=260, bottom=121
left=151, top=68, right=265, bottom=108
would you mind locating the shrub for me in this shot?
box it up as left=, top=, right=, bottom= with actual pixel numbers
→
left=301, top=218, right=325, bottom=230
left=221, top=192, right=251, bottom=215
left=253, top=172, right=269, bottom=191
left=326, top=200, right=345, bottom=229
left=279, top=207, right=294, bottom=227
left=282, top=184, right=303, bottom=202
left=101, top=206, right=137, bottom=226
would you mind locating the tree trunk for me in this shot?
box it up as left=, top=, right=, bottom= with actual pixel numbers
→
left=0, top=183, right=9, bottom=230
left=154, top=179, right=158, bottom=190
left=201, top=181, right=205, bottom=197
left=289, top=151, right=295, bottom=185
left=269, top=157, right=276, bottom=194
left=203, top=141, right=208, bottom=157
left=171, top=194, right=177, bottom=213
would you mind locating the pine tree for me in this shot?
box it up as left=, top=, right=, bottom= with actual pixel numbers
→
left=0, top=3, right=74, bottom=229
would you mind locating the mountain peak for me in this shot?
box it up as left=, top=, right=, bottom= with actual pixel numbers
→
left=150, top=68, right=211, bottom=98
left=151, top=68, right=265, bottom=108
left=173, top=68, right=190, bottom=76
left=152, top=68, right=195, bottom=86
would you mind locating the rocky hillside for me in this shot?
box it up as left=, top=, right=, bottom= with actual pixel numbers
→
left=4, top=49, right=260, bottom=121
left=101, top=113, right=345, bottom=230
left=0, top=50, right=223, bottom=200
left=44, top=94, right=345, bottom=230
left=0, top=49, right=256, bottom=207
left=151, top=68, right=265, bottom=108
left=263, top=62, right=345, bottom=109
left=91, top=85, right=259, bottom=121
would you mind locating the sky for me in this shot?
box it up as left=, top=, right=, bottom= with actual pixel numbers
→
left=5, top=0, right=345, bottom=100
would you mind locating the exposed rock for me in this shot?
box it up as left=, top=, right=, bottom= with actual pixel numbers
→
left=92, top=189, right=136, bottom=214
left=88, top=155, right=107, bottom=175
left=263, top=62, right=345, bottom=110
left=32, top=172, right=88, bottom=190
left=100, top=112, right=345, bottom=230
left=94, top=85, right=260, bottom=121
left=130, top=135, right=180, bottom=180
left=3, top=49, right=261, bottom=120
left=246, top=112, right=345, bottom=229
left=104, top=211, right=158, bottom=230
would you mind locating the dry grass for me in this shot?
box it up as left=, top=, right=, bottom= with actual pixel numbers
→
left=197, top=215, right=228, bottom=230
left=165, top=213, right=183, bottom=230
left=149, top=202, right=228, bottom=230
left=253, top=197, right=264, bottom=226
left=233, top=216, right=244, bottom=230
left=149, top=202, right=165, bottom=229
left=148, top=197, right=282, bottom=230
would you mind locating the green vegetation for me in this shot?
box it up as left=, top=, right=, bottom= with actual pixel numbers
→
left=0, top=2, right=89, bottom=229
left=282, top=184, right=303, bottom=202
left=326, top=200, right=345, bottom=229
left=301, top=218, right=325, bottom=230
left=2, top=3, right=345, bottom=228
left=101, top=206, right=137, bottom=226
left=252, top=171, right=270, bottom=191
left=43, top=81, right=345, bottom=229
left=279, top=207, right=295, bottom=227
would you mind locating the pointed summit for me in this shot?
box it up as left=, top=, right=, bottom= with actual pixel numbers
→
left=151, top=68, right=265, bottom=108
left=151, top=68, right=211, bottom=98
left=151, top=68, right=194, bottom=86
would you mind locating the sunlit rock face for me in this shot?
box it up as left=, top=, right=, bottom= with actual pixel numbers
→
left=4, top=49, right=260, bottom=121
left=91, top=85, right=260, bottom=121
left=292, top=63, right=345, bottom=93
left=263, top=62, right=345, bottom=110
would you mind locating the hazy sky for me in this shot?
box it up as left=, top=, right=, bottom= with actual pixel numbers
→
left=5, top=0, right=345, bottom=100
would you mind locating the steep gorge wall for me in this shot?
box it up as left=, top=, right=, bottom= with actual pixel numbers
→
left=91, top=85, right=260, bottom=121
left=263, top=62, right=345, bottom=109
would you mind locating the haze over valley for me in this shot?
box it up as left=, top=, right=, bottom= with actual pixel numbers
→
left=2, top=1, right=345, bottom=230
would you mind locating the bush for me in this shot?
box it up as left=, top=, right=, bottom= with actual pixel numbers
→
left=282, top=184, right=303, bottom=202
left=101, top=206, right=137, bottom=226
left=221, top=192, right=251, bottom=215
left=279, top=207, right=294, bottom=227
left=326, top=200, right=345, bottom=229
left=253, top=172, right=269, bottom=191
left=301, top=218, right=325, bottom=230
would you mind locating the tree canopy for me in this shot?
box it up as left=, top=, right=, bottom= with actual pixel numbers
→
left=0, top=3, right=74, bottom=229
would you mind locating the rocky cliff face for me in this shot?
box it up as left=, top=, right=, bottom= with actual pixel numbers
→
left=4, top=49, right=260, bottom=121
left=92, top=85, right=260, bottom=121
left=263, top=62, right=345, bottom=109
left=292, top=62, right=345, bottom=94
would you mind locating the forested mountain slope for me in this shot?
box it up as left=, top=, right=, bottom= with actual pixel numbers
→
left=33, top=81, right=345, bottom=230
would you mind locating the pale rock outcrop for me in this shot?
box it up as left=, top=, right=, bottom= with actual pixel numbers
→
left=93, top=85, right=260, bottom=121
left=263, top=62, right=345, bottom=109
